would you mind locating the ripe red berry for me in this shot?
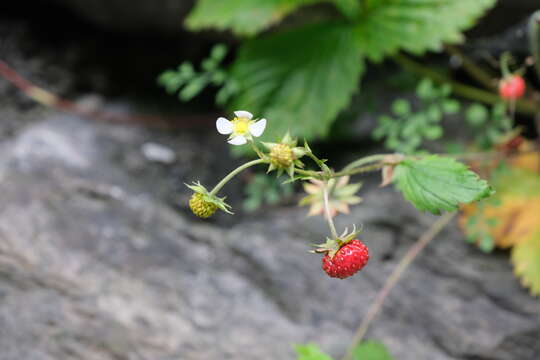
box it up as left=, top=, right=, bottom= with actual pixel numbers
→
left=499, top=75, right=526, bottom=100
left=322, top=239, right=369, bottom=279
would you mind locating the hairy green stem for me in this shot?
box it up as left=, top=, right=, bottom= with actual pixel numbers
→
left=341, top=212, right=456, bottom=360
left=529, top=11, right=540, bottom=81
left=394, top=54, right=539, bottom=116
left=342, top=154, right=389, bottom=172
left=332, top=163, right=386, bottom=178
left=210, top=159, right=266, bottom=196
left=322, top=182, right=339, bottom=239
left=294, top=161, right=386, bottom=180
left=500, top=52, right=512, bottom=78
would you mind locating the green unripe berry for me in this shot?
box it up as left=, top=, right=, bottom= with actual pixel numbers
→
left=189, top=193, right=217, bottom=218
left=269, top=143, right=294, bottom=168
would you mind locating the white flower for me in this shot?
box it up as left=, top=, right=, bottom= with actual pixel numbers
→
left=216, top=110, right=266, bottom=146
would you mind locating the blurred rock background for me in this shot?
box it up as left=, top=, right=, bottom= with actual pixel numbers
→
left=0, top=1, right=540, bottom=359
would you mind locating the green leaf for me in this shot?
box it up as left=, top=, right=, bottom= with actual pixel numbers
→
left=353, top=0, right=497, bottom=62
left=229, top=22, right=364, bottom=142
left=295, top=344, right=333, bottom=360
left=511, top=231, right=540, bottom=296
left=442, top=99, right=460, bottom=114
left=465, top=104, right=489, bottom=126
left=179, top=76, right=209, bottom=101
left=391, top=99, right=411, bottom=116
left=426, top=105, right=442, bottom=122
left=333, top=0, right=361, bottom=18
left=393, top=156, right=493, bottom=214
left=423, top=125, right=443, bottom=140
left=186, top=0, right=324, bottom=36
left=416, top=78, right=435, bottom=100
left=352, top=341, right=393, bottom=360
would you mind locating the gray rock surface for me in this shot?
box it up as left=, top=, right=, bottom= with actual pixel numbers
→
left=0, top=111, right=538, bottom=360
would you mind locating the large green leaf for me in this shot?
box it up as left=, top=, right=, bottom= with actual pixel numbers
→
left=186, top=0, right=327, bottom=36
left=393, top=156, right=493, bottom=214
left=229, top=22, right=364, bottom=143
left=354, top=0, right=497, bottom=62
left=353, top=341, right=394, bottom=360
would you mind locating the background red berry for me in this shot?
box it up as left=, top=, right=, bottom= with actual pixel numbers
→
left=322, top=239, right=369, bottom=279
left=498, top=75, right=526, bottom=100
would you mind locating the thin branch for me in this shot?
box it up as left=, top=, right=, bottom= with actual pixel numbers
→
left=394, top=54, right=539, bottom=116
left=445, top=45, right=497, bottom=90
left=323, top=182, right=339, bottom=239
left=341, top=212, right=457, bottom=360
left=0, top=59, right=214, bottom=129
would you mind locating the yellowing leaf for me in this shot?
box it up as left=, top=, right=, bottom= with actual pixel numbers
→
left=460, top=194, right=540, bottom=248
left=511, top=231, right=540, bottom=296
left=460, top=157, right=540, bottom=295
left=509, top=142, right=540, bottom=173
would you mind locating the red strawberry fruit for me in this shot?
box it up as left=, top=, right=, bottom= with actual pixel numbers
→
left=322, top=239, right=369, bottom=279
left=499, top=75, right=526, bottom=100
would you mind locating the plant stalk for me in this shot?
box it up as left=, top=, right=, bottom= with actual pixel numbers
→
left=444, top=45, right=496, bottom=90
left=210, top=159, right=266, bottom=196
left=341, top=212, right=456, bottom=360
left=322, top=182, right=339, bottom=239
left=394, top=54, right=539, bottom=116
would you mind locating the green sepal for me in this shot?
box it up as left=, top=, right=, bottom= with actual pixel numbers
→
left=314, top=225, right=363, bottom=258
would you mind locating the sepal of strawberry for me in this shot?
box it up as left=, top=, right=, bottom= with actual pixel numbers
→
left=186, top=181, right=233, bottom=217
left=313, top=225, right=362, bottom=258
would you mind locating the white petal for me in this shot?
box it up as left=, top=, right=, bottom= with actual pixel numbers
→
left=234, top=110, right=253, bottom=119
left=228, top=136, right=247, bottom=146
left=249, top=118, right=266, bottom=137
left=216, top=117, right=233, bottom=134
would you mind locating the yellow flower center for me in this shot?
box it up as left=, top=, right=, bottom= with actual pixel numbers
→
left=232, top=117, right=250, bottom=135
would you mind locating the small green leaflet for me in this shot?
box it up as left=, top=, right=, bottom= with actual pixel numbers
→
left=295, top=344, right=333, bottom=360
left=353, top=341, right=394, bottom=360
left=393, top=156, right=493, bottom=215
left=229, top=22, right=364, bottom=143
left=353, top=0, right=497, bottom=62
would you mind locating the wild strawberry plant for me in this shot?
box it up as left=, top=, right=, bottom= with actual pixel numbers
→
left=187, top=110, right=492, bottom=272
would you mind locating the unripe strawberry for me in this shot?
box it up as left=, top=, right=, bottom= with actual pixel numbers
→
left=189, top=193, right=217, bottom=218
left=269, top=143, right=294, bottom=168
left=499, top=75, right=526, bottom=100
left=322, top=239, right=369, bottom=279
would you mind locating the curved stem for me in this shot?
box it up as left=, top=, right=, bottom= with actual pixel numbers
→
left=333, top=163, right=386, bottom=178
left=294, top=162, right=386, bottom=180
left=500, top=52, right=512, bottom=78
left=394, top=54, right=539, bottom=116
left=322, top=182, right=339, bottom=239
left=341, top=212, right=456, bottom=360
left=444, top=45, right=496, bottom=90
left=209, top=159, right=266, bottom=196
left=342, top=154, right=389, bottom=172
